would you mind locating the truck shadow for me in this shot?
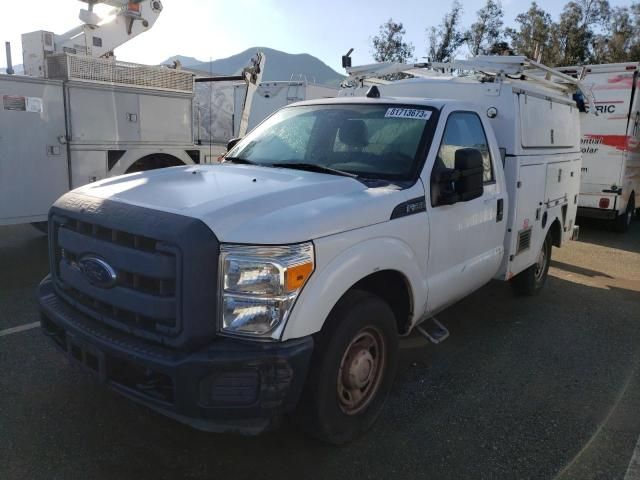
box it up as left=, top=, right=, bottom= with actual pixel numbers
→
left=0, top=226, right=48, bottom=290
left=576, top=217, right=640, bottom=254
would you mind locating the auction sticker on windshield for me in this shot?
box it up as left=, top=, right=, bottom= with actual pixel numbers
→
left=385, top=108, right=432, bottom=120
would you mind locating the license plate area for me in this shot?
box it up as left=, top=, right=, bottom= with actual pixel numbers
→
left=66, top=333, right=107, bottom=382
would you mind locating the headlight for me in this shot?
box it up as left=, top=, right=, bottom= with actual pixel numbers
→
left=220, top=243, right=314, bottom=337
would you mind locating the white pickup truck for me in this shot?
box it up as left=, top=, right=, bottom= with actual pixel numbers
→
left=38, top=57, right=584, bottom=444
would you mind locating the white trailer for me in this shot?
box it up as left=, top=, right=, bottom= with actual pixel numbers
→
left=558, top=62, right=640, bottom=232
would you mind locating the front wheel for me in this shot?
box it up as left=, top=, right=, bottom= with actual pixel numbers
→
left=511, top=233, right=552, bottom=296
left=295, top=290, right=398, bottom=445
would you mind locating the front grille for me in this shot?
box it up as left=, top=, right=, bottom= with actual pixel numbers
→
left=51, top=215, right=182, bottom=340
left=48, top=192, right=220, bottom=350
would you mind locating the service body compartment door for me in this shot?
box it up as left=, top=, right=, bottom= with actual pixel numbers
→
left=0, top=76, right=69, bottom=225
left=519, top=95, right=578, bottom=148
left=545, top=161, right=571, bottom=204
left=139, top=94, right=192, bottom=143
left=510, top=163, right=546, bottom=276
left=67, top=85, right=140, bottom=143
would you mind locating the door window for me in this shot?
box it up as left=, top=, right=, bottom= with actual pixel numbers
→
left=434, top=112, right=494, bottom=183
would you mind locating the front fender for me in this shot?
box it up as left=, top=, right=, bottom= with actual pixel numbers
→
left=280, top=228, right=428, bottom=341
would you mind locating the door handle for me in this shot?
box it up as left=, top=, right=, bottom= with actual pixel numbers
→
left=496, top=198, right=504, bottom=222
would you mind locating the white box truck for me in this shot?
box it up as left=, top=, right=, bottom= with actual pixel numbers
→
left=0, top=0, right=264, bottom=228
left=559, top=62, right=640, bottom=232
left=38, top=56, right=584, bottom=444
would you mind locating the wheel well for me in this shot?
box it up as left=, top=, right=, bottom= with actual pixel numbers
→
left=348, top=270, right=413, bottom=335
left=125, top=154, right=185, bottom=174
left=549, top=218, right=562, bottom=248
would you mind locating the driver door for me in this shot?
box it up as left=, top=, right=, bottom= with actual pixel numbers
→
left=425, top=109, right=506, bottom=312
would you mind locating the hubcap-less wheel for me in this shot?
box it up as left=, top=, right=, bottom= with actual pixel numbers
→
left=337, top=327, right=386, bottom=416
left=534, top=239, right=548, bottom=282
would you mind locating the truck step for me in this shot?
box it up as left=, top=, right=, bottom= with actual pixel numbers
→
left=416, top=317, right=450, bottom=345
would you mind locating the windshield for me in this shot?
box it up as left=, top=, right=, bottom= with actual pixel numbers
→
left=227, top=104, right=438, bottom=181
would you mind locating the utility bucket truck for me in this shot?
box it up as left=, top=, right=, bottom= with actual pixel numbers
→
left=558, top=62, right=640, bottom=232
left=38, top=55, right=586, bottom=444
left=0, top=0, right=264, bottom=228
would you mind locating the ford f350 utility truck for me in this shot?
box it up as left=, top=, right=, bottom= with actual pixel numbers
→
left=38, top=56, right=586, bottom=444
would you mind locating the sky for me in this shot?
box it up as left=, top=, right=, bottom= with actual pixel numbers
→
left=0, top=0, right=633, bottom=73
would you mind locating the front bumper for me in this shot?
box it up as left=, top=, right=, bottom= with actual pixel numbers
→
left=38, top=276, right=314, bottom=434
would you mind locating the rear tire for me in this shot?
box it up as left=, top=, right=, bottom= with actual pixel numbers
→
left=511, top=233, right=552, bottom=296
left=295, top=290, right=398, bottom=445
left=614, top=198, right=634, bottom=233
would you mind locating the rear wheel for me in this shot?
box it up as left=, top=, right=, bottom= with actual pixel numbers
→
left=614, top=197, right=634, bottom=233
left=295, top=290, right=398, bottom=445
left=511, top=233, right=552, bottom=296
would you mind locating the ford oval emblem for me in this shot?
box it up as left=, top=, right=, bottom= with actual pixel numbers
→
left=78, top=256, right=118, bottom=289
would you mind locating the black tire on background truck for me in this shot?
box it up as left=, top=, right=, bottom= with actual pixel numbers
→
left=511, top=233, right=552, bottom=296
left=295, top=290, right=399, bottom=445
left=614, top=197, right=635, bottom=233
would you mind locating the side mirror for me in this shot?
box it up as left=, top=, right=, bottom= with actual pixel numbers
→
left=454, top=148, right=484, bottom=202
left=435, top=148, right=484, bottom=206
left=227, top=137, right=242, bottom=151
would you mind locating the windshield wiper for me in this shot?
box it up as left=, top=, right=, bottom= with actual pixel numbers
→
left=271, top=162, right=360, bottom=179
left=224, top=157, right=257, bottom=165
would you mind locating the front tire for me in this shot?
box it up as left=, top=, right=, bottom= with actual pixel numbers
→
left=511, top=233, right=552, bottom=296
left=295, top=290, right=398, bottom=445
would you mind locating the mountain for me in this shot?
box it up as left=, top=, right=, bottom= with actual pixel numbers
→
left=163, top=47, right=345, bottom=86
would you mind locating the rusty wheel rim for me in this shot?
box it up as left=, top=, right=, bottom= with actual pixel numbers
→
left=337, top=326, right=386, bottom=416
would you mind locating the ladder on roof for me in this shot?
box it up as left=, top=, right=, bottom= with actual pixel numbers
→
left=342, top=55, right=595, bottom=111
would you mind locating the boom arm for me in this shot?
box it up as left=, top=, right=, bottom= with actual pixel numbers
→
left=54, top=0, right=164, bottom=58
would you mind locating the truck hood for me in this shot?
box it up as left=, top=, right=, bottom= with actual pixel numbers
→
left=72, top=165, right=410, bottom=244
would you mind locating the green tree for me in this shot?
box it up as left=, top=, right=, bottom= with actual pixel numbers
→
left=591, top=6, right=634, bottom=63
left=556, top=0, right=610, bottom=65
left=628, top=2, right=640, bottom=60
left=506, top=2, right=556, bottom=63
left=467, top=0, right=505, bottom=56
left=428, top=1, right=466, bottom=62
left=371, top=19, right=415, bottom=64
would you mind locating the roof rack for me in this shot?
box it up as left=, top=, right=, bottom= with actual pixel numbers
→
left=343, top=55, right=595, bottom=112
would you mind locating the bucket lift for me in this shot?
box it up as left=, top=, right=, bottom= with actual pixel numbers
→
left=22, top=0, right=164, bottom=77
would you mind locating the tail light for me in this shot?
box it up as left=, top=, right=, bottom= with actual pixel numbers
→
left=599, top=198, right=610, bottom=209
